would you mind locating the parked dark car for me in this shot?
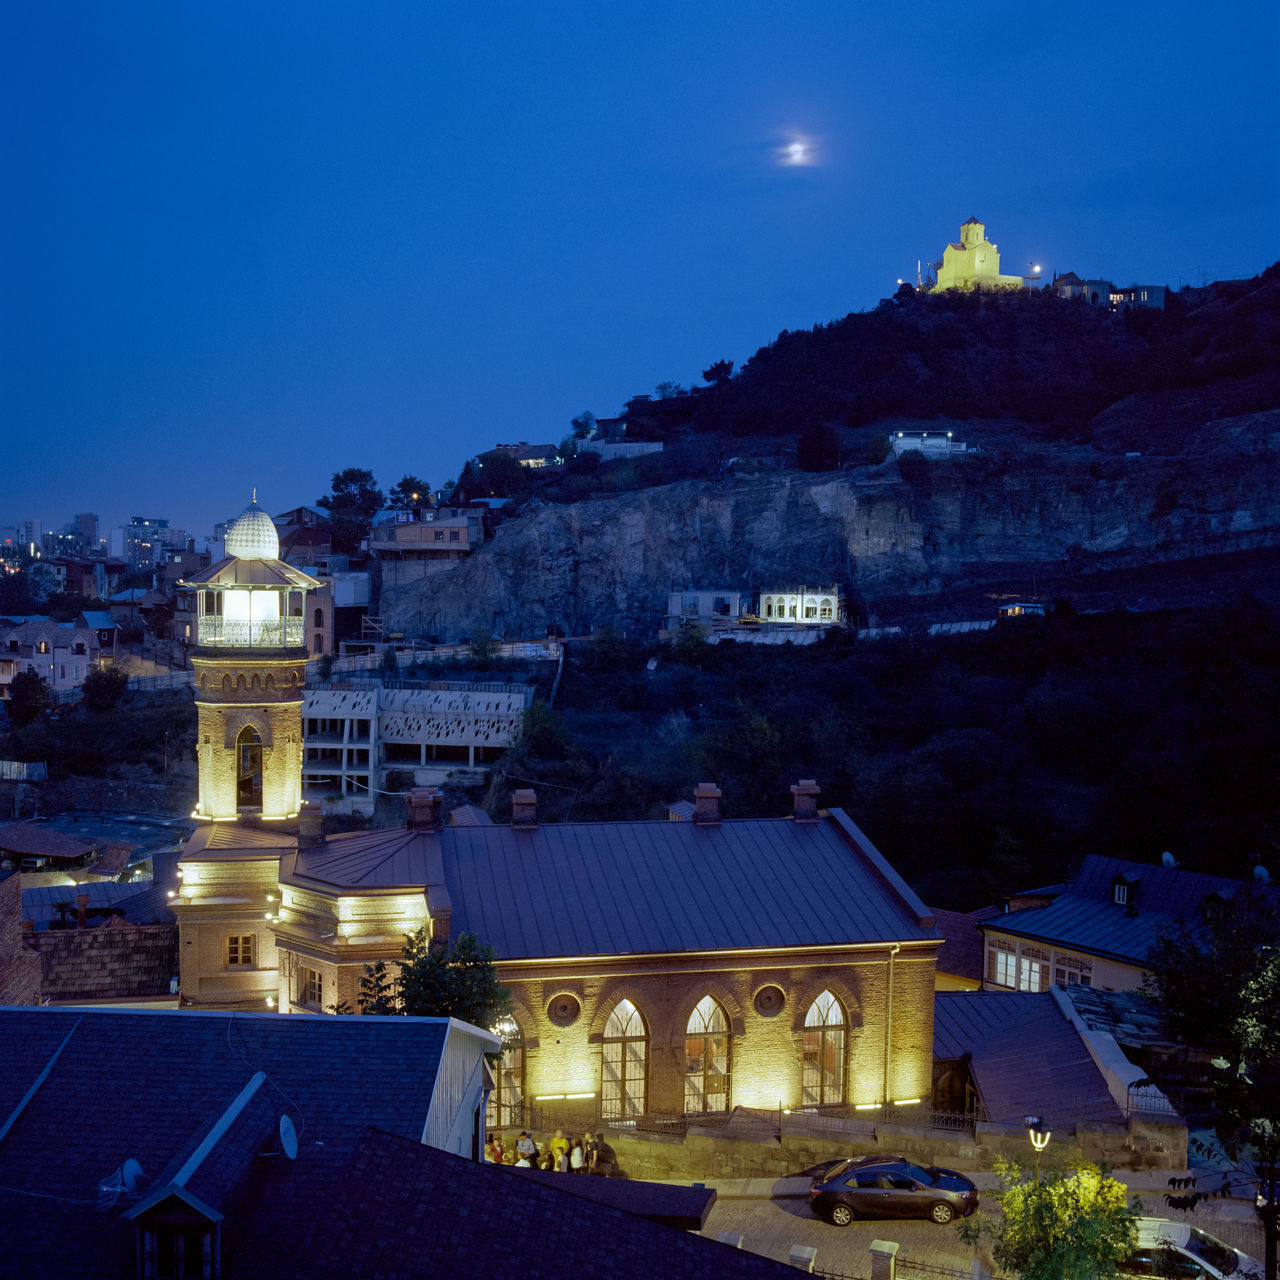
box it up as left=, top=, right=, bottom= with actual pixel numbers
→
left=809, top=1156, right=979, bottom=1226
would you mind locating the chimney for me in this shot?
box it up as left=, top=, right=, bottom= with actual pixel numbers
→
left=693, top=782, right=721, bottom=826
left=297, top=802, right=325, bottom=850
left=406, top=787, right=443, bottom=833
left=511, top=789, right=538, bottom=829
left=76, top=894, right=89, bottom=928
left=791, top=779, right=821, bottom=823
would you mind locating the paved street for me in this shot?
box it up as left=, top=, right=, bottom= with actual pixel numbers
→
left=687, top=1173, right=1266, bottom=1278
left=700, top=1194, right=986, bottom=1277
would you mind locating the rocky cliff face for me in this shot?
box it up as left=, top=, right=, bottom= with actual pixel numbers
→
left=383, top=412, right=1280, bottom=638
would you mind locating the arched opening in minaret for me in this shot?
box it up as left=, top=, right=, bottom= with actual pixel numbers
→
left=236, top=725, right=263, bottom=810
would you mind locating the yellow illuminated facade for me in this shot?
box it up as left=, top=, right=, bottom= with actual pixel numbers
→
left=934, top=217, right=1024, bottom=292
left=181, top=499, right=319, bottom=821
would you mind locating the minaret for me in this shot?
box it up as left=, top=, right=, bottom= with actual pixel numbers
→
left=181, top=497, right=320, bottom=821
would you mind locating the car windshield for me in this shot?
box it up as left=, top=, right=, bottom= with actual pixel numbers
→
left=900, top=1163, right=931, bottom=1185
left=1185, top=1228, right=1239, bottom=1275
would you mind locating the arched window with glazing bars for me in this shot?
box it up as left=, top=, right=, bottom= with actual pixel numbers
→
left=684, top=996, right=731, bottom=1113
left=802, top=990, right=846, bottom=1107
left=601, top=999, right=647, bottom=1119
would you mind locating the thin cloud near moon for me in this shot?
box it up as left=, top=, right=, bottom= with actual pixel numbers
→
left=776, top=131, right=819, bottom=167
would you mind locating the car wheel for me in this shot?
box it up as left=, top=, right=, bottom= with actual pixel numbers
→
left=929, top=1201, right=955, bottom=1225
left=829, top=1202, right=854, bottom=1227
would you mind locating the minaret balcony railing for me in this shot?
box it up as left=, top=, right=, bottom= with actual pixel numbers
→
left=196, top=617, right=305, bottom=648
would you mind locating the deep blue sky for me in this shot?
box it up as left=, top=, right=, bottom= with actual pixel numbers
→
left=3, top=1, right=1277, bottom=542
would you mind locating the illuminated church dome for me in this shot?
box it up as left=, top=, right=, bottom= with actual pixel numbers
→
left=224, top=499, right=280, bottom=561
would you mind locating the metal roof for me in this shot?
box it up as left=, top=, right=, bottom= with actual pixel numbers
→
left=982, top=854, right=1280, bottom=966
left=181, top=555, right=319, bottom=589
left=287, top=808, right=938, bottom=960
left=933, top=990, right=1126, bottom=1131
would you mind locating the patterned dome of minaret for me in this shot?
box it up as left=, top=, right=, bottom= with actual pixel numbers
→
left=224, top=496, right=279, bottom=561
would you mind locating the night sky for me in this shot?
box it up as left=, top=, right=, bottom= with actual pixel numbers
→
left=4, top=1, right=1277, bottom=541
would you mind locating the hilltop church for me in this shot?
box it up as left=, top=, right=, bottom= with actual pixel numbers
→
left=933, top=217, right=1025, bottom=292
left=173, top=498, right=942, bottom=1125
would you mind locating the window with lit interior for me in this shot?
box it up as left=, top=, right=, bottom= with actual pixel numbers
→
left=602, top=999, right=647, bottom=1120
left=987, top=939, right=1016, bottom=987
left=486, top=1023, right=523, bottom=1130
left=684, top=996, right=731, bottom=1114
left=802, top=990, right=846, bottom=1107
left=225, top=935, right=254, bottom=968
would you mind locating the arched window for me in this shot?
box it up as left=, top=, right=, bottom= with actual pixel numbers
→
left=685, top=996, right=730, bottom=1113
left=602, top=999, right=647, bottom=1119
left=486, top=1023, right=523, bottom=1131
left=236, top=725, right=262, bottom=810
left=314, top=607, right=324, bottom=628
left=802, top=990, right=846, bottom=1107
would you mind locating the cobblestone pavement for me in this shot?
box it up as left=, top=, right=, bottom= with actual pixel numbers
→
left=699, top=1197, right=990, bottom=1278
left=695, top=1184, right=1264, bottom=1278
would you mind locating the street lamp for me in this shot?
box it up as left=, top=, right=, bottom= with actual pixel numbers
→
left=1025, top=1114, right=1051, bottom=1181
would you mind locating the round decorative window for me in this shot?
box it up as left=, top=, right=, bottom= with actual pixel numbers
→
left=753, top=985, right=785, bottom=1017
left=547, top=993, right=581, bottom=1027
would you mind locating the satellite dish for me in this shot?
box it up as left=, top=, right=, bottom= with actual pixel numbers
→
left=121, top=1158, right=144, bottom=1193
left=279, top=1114, right=298, bottom=1160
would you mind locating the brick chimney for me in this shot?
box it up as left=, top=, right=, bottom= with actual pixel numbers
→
left=791, top=779, right=821, bottom=823
left=298, top=802, right=325, bottom=850
left=76, top=893, right=89, bottom=928
left=511, top=789, right=538, bottom=829
left=692, top=782, right=721, bottom=826
left=406, top=787, right=443, bottom=833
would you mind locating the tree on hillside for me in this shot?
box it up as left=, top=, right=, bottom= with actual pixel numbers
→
left=958, top=1157, right=1139, bottom=1280
left=388, top=475, right=431, bottom=509
left=570, top=410, right=596, bottom=439
left=1145, top=889, right=1280, bottom=1280
left=81, top=665, right=129, bottom=713
left=8, top=671, right=48, bottom=726
left=318, top=467, right=384, bottom=554
left=701, top=358, right=734, bottom=385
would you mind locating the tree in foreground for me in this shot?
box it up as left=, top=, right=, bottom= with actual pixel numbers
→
left=957, top=1157, right=1139, bottom=1280
left=387, top=475, right=430, bottom=509
left=1144, top=887, right=1280, bottom=1280
left=336, top=931, right=511, bottom=1030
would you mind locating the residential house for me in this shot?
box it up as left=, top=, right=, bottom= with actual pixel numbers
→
left=665, top=589, right=750, bottom=632
left=0, top=1007, right=497, bottom=1278
left=891, top=431, right=968, bottom=458
left=489, top=441, right=561, bottom=468
left=758, top=587, right=846, bottom=625
left=0, top=616, right=105, bottom=702
left=367, top=504, right=487, bottom=587
left=979, top=854, right=1280, bottom=993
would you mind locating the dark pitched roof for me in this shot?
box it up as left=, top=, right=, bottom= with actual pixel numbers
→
left=933, top=990, right=1125, bottom=1131
left=285, top=809, right=938, bottom=960
left=982, top=855, right=1279, bottom=967
left=0, top=1008, right=463, bottom=1279
left=932, top=906, right=999, bottom=980
left=0, top=822, right=95, bottom=859
left=292, top=1127, right=798, bottom=1279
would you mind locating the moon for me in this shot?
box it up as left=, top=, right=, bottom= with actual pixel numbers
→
left=776, top=132, right=817, bottom=167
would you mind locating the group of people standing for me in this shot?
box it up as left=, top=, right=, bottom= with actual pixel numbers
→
left=484, top=1128, right=604, bottom=1175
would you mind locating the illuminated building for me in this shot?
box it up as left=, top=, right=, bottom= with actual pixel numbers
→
left=933, top=217, right=1024, bottom=292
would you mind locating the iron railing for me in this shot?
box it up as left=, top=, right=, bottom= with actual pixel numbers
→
left=196, top=617, right=304, bottom=648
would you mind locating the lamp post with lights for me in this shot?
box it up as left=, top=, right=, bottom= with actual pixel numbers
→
left=1025, top=1113, right=1051, bottom=1181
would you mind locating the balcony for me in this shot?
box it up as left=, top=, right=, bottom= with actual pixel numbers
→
left=196, top=617, right=305, bottom=648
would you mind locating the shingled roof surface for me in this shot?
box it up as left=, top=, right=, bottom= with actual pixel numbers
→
left=933, top=990, right=1125, bottom=1132
left=984, top=854, right=1280, bottom=965
left=0, top=822, right=95, bottom=858
left=0, top=1008, right=452, bottom=1279
left=293, top=1127, right=799, bottom=1279
left=289, top=808, right=938, bottom=959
